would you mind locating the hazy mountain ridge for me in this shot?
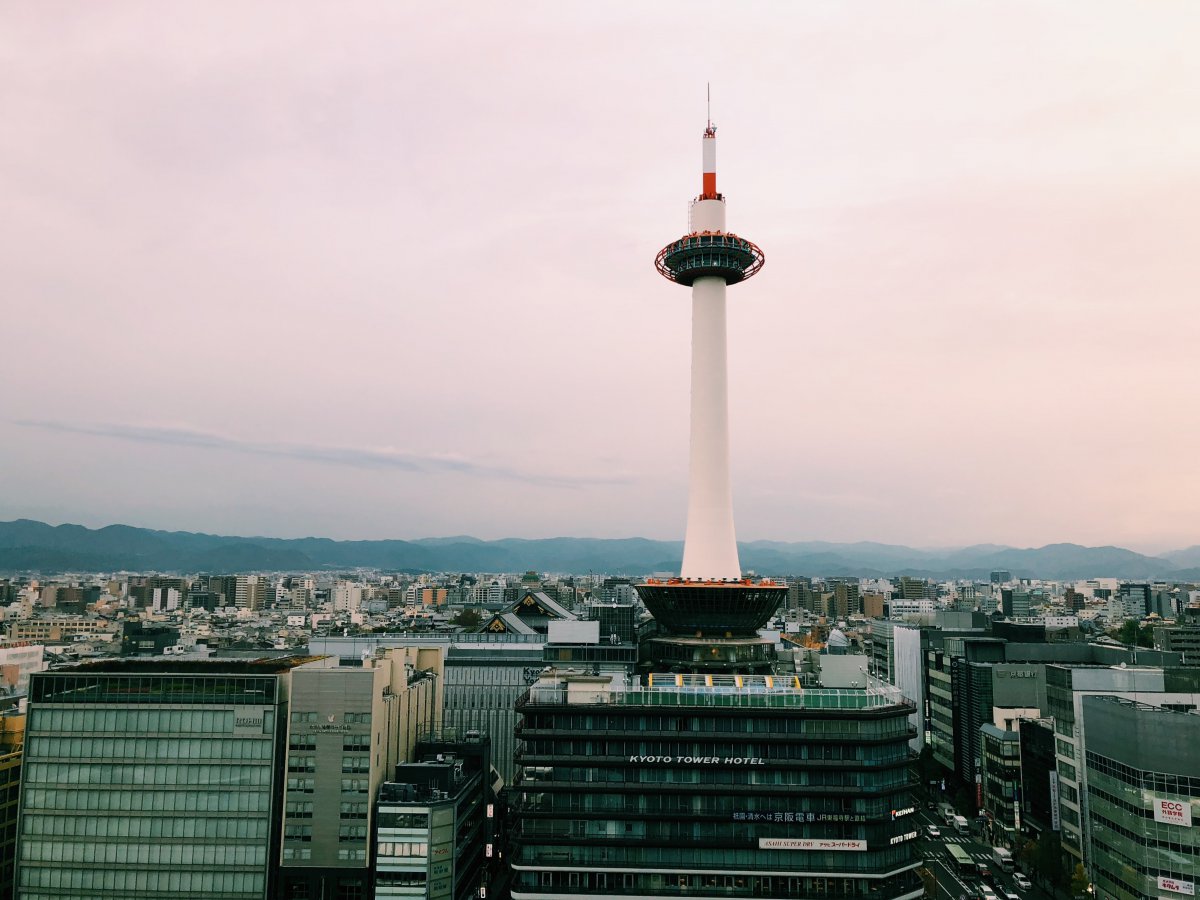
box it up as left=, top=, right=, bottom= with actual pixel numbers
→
left=0, top=519, right=1191, bottom=580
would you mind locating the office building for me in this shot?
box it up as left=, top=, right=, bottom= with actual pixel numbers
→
left=313, top=633, right=546, bottom=787
left=374, top=734, right=496, bottom=900
left=17, top=659, right=299, bottom=899
left=1083, top=697, right=1199, bottom=900
left=0, top=712, right=23, bottom=900
left=1018, top=718, right=1057, bottom=837
left=979, top=723, right=1021, bottom=841
left=1046, top=664, right=1200, bottom=869
left=277, top=647, right=443, bottom=900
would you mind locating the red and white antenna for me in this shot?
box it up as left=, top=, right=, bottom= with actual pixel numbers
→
left=702, top=83, right=717, bottom=199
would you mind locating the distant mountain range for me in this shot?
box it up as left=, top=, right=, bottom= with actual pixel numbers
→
left=2, top=519, right=1199, bottom=581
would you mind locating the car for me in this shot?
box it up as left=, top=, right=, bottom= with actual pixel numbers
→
left=1014, top=875, right=1032, bottom=890
left=1004, top=891, right=1021, bottom=900
left=980, top=886, right=998, bottom=900
left=926, top=825, right=941, bottom=838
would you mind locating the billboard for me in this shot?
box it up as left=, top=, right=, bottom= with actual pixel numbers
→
left=1157, top=877, right=1195, bottom=896
left=758, top=838, right=867, bottom=852
left=1153, top=798, right=1194, bottom=828
left=1049, top=772, right=1061, bottom=831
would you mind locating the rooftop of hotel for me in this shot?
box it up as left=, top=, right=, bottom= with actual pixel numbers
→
left=519, top=670, right=910, bottom=712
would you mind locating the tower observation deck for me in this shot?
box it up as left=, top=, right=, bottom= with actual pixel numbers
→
left=639, top=116, right=785, bottom=671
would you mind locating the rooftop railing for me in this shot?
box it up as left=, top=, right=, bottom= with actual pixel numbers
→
left=520, top=682, right=909, bottom=712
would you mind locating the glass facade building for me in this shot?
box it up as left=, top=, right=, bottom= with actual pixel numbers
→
left=17, top=661, right=294, bottom=900
left=1083, top=696, right=1199, bottom=900
left=510, top=673, right=922, bottom=900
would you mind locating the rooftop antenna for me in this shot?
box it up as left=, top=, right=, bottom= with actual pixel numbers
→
left=706, top=82, right=712, bottom=130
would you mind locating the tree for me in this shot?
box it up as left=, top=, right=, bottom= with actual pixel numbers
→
left=1030, top=830, right=1066, bottom=891
left=1113, top=620, right=1153, bottom=648
left=1015, top=837, right=1037, bottom=875
left=1070, top=864, right=1089, bottom=898
left=451, top=608, right=482, bottom=628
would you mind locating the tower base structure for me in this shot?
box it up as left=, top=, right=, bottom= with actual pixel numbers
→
left=636, top=579, right=787, bottom=674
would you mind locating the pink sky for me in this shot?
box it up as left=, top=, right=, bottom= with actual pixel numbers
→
left=2, top=2, right=1199, bottom=551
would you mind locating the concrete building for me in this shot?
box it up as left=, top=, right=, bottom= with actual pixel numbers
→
left=1018, top=718, right=1058, bottom=837
left=979, top=723, right=1022, bottom=842
left=374, top=734, right=496, bottom=900
left=277, top=648, right=443, bottom=900
left=0, top=712, right=24, bottom=900
left=1083, top=696, right=1199, bottom=900
left=1154, top=625, right=1200, bottom=665
left=0, top=643, right=46, bottom=703
left=868, top=621, right=924, bottom=751
left=312, top=633, right=547, bottom=787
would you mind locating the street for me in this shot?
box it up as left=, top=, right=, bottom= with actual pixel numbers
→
left=913, top=806, right=1055, bottom=900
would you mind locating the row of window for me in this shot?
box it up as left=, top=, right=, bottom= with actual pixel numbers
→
left=26, top=762, right=270, bottom=787
left=30, top=736, right=272, bottom=762
left=31, top=674, right=275, bottom=707
left=21, top=840, right=266, bottom=866
left=517, top=819, right=885, bottom=843
left=290, top=711, right=371, bottom=724
left=20, top=868, right=265, bottom=892
left=513, top=843, right=913, bottom=871
left=520, top=766, right=910, bottom=788
left=512, top=793, right=894, bottom=818
left=288, top=754, right=371, bottom=775
left=519, top=739, right=908, bottom=764
left=377, top=841, right=428, bottom=858
left=21, top=814, right=267, bottom=840
left=288, top=734, right=373, bottom=752
left=21, top=787, right=268, bottom=814
left=376, top=812, right=430, bottom=829
left=521, top=713, right=908, bottom=738
left=286, top=801, right=369, bottom=819
left=1088, top=750, right=1200, bottom=797
left=29, top=707, right=238, bottom=735
left=513, top=870, right=920, bottom=897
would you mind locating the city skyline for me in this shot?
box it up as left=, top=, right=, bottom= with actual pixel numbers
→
left=4, top=3, right=1200, bottom=551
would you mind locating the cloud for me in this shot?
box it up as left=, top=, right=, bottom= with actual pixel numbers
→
left=14, top=419, right=628, bottom=489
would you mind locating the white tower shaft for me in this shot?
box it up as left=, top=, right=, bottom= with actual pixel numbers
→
left=680, top=196, right=741, bottom=581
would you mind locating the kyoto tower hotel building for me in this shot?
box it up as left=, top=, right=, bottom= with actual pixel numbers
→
left=508, top=120, right=922, bottom=900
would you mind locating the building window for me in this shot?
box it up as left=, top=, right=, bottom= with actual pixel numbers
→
left=340, top=802, right=368, bottom=820
left=291, top=712, right=318, bottom=724
left=288, top=755, right=316, bottom=773
left=286, top=777, right=315, bottom=793
left=339, top=825, right=368, bottom=842
left=286, top=800, right=314, bottom=819
left=285, top=825, right=313, bottom=842
left=343, top=735, right=370, bottom=751
left=341, top=756, right=370, bottom=774
left=289, top=737, right=317, bottom=751
left=377, top=841, right=428, bottom=857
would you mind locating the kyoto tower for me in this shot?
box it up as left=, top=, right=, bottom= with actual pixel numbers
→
left=638, top=107, right=786, bottom=673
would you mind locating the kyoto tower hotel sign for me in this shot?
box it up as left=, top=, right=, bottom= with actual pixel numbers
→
left=640, top=113, right=785, bottom=669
